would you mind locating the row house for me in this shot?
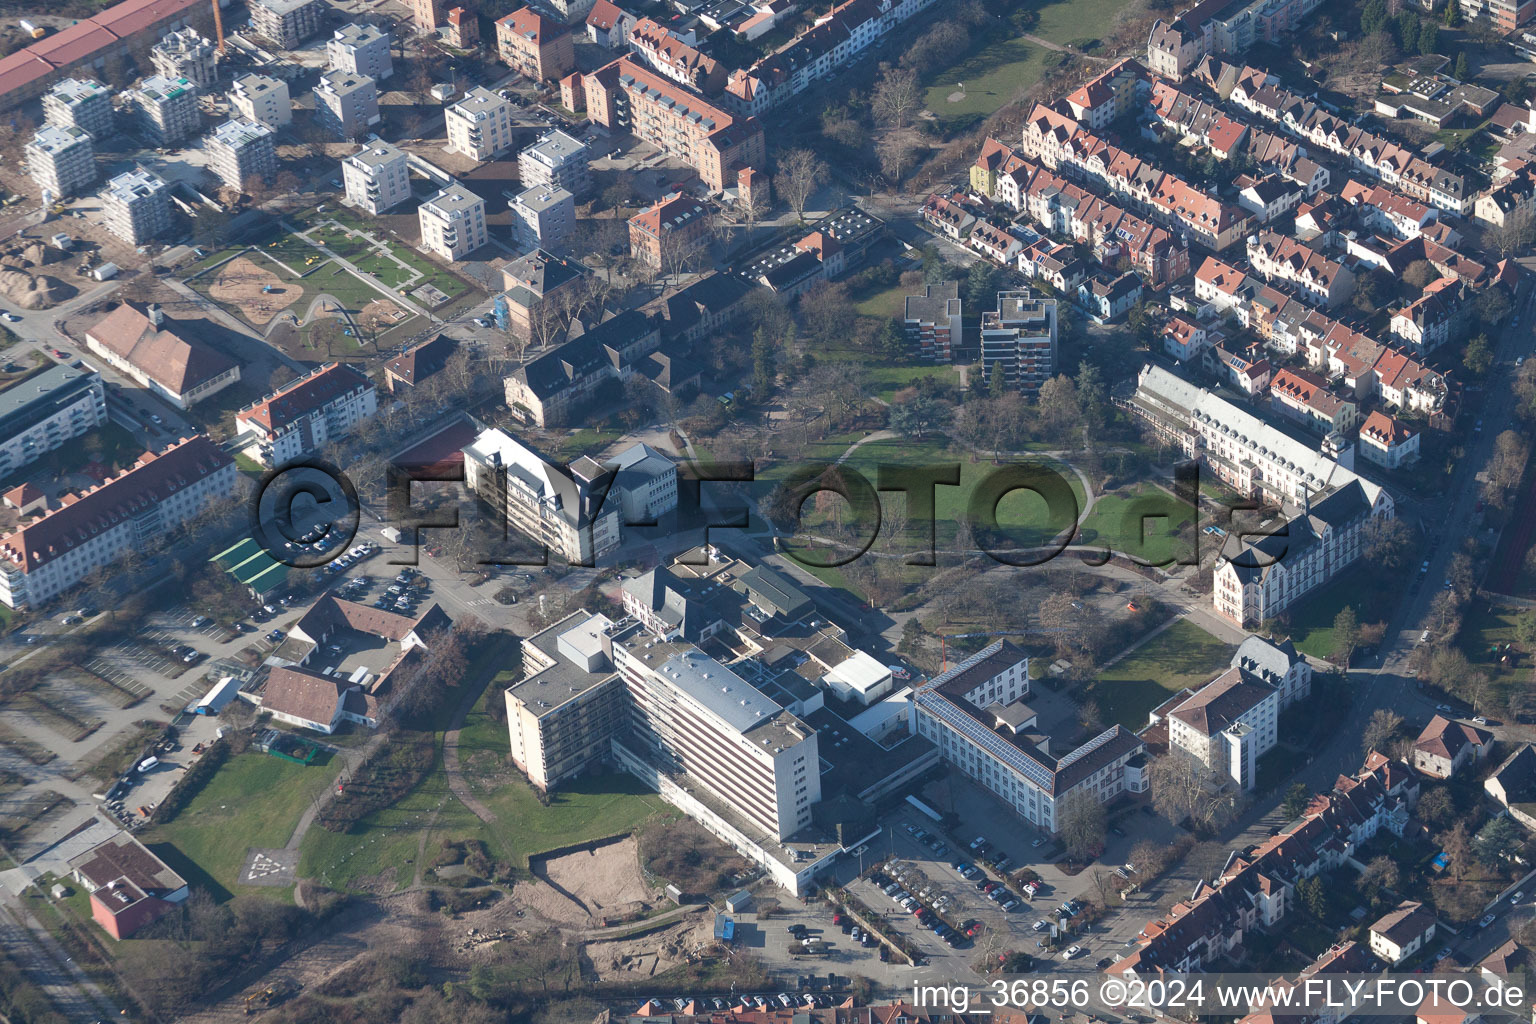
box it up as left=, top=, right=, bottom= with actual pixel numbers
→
left=1063, top=57, right=1148, bottom=129
left=967, top=220, right=1025, bottom=265
left=1269, top=366, right=1359, bottom=436
left=1162, top=314, right=1219, bottom=362
left=628, top=18, right=726, bottom=94
left=1017, top=238, right=1089, bottom=293
left=721, top=0, right=941, bottom=117
left=1021, top=102, right=1252, bottom=250
left=920, top=192, right=975, bottom=240
left=1307, top=323, right=1452, bottom=416
left=1341, top=180, right=1438, bottom=241
left=1113, top=751, right=1410, bottom=976
left=1229, top=71, right=1468, bottom=213
left=1245, top=231, right=1354, bottom=308
left=1389, top=275, right=1467, bottom=353
left=1205, top=343, right=1272, bottom=394
left=1473, top=165, right=1536, bottom=228
left=1146, top=0, right=1324, bottom=82
left=1236, top=174, right=1304, bottom=224
left=975, top=137, right=1191, bottom=287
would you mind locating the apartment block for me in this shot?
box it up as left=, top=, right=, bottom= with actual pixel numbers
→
left=1269, top=367, right=1359, bottom=436
left=903, top=282, right=963, bottom=363
left=43, top=78, right=114, bottom=139
left=582, top=56, right=764, bottom=192
left=462, top=428, right=617, bottom=565
left=495, top=8, right=576, bottom=83
left=407, top=0, right=445, bottom=32
left=314, top=70, right=380, bottom=139
left=235, top=363, right=378, bottom=467
left=628, top=17, right=726, bottom=94
left=0, top=361, right=106, bottom=480
left=512, top=185, right=575, bottom=249
left=250, top=0, right=325, bottom=48
left=229, top=73, right=291, bottom=129
left=1154, top=668, right=1279, bottom=790
left=342, top=140, right=410, bottom=214
left=913, top=642, right=1147, bottom=833
left=328, top=23, right=393, bottom=80
left=445, top=7, right=479, bottom=47
left=206, top=119, right=276, bottom=188
left=0, top=436, right=236, bottom=609
left=1146, top=0, right=1325, bottom=81
left=418, top=183, right=487, bottom=261
left=627, top=192, right=710, bottom=270
left=131, top=74, right=199, bottom=146
left=517, top=129, right=591, bottom=196
left=100, top=168, right=172, bottom=244
left=540, top=0, right=597, bottom=23
left=26, top=124, right=96, bottom=200
left=151, top=27, right=218, bottom=89
left=1460, top=0, right=1536, bottom=30
left=445, top=86, right=516, bottom=161
left=981, top=289, right=1056, bottom=394
left=1357, top=410, right=1420, bottom=469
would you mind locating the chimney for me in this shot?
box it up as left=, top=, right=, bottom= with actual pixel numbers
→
left=147, top=303, right=164, bottom=327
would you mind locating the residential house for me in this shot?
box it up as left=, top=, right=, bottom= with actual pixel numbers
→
left=1411, top=715, right=1493, bottom=780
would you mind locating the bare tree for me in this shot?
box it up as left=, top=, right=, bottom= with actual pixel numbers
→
left=774, top=148, right=827, bottom=222
left=872, top=63, right=922, bottom=131
left=1057, top=789, right=1107, bottom=861
left=877, top=129, right=924, bottom=183
left=1489, top=204, right=1536, bottom=258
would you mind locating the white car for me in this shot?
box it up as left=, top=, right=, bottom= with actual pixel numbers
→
left=1, top=312, right=19, bottom=322
left=1064, top=945, right=1083, bottom=959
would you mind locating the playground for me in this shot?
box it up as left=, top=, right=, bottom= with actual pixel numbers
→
left=206, top=255, right=302, bottom=324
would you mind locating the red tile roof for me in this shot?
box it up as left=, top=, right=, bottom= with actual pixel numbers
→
left=0, top=0, right=203, bottom=101
left=0, top=436, right=231, bottom=573
left=237, top=363, right=371, bottom=436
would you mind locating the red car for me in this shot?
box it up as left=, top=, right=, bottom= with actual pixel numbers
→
left=52, top=349, right=69, bottom=358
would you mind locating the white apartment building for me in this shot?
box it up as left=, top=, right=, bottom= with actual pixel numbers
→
left=512, top=185, right=574, bottom=248
left=461, top=426, right=620, bottom=565
left=445, top=86, right=517, bottom=161
left=342, top=140, right=410, bottom=214
left=0, top=361, right=106, bottom=480
left=1230, top=634, right=1312, bottom=707
left=0, top=436, right=236, bottom=609
left=234, top=363, right=378, bottom=467
left=26, top=124, right=96, bottom=200
left=151, top=27, right=218, bottom=89
left=418, top=183, right=487, bottom=260
left=1160, top=668, right=1279, bottom=790
left=42, top=78, right=114, bottom=140
left=100, top=168, right=171, bottom=244
left=206, top=119, right=276, bottom=188
left=328, top=23, right=393, bottom=80
left=518, top=129, right=591, bottom=196
left=616, top=640, right=822, bottom=840
left=230, top=73, right=291, bottom=130
left=912, top=642, right=1147, bottom=833
left=131, top=75, right=199, bottom=146
left=314, top=70, right=379, bottom=139
left=250, top=0, right=325, bottom=48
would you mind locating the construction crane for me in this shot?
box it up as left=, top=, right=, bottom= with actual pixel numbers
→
left=212, top=0, right=226, bottom=54
left=936, top=628, right=1074, bottom=670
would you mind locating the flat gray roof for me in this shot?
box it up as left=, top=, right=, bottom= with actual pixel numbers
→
left=657, top=647, right=783, bottom=733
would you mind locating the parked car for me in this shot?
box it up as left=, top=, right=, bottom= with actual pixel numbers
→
left=191, top=615, right=210, bottom=627
left=1064, top=945, right=1083, bottom=959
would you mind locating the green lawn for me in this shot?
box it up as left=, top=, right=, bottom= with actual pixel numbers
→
left=1083, top=619, right=1237, bottom=729
left=1459, top=602, right=1529, bottom=704
left=142, top=752, right=341, bottom=899
left=1032, top=0, right=1137, bottom=45
left=1284, top=571, right=1397, bottom=660
left=354, top=252, right=419, bottom=289
left=1078, top=486, right=1196, bottom=568
left=852, top=280, right=911, bottom=319
left=755, top=435, right=1088, bottom=557
left=923, top=37, right=1055, bottom=131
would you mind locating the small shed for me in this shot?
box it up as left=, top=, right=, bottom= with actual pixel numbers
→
left=712, top=914, right=735, bottom=941
left=725, top=889, right=751, bottom=913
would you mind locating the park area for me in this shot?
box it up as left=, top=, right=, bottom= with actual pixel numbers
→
left=183, top=209, right=482, bottom=360
left=1080, top=618, right=1237, bottom=729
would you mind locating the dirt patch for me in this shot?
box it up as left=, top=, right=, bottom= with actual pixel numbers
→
left=359, top=298, right=408, bottom=332
left=509, top=876, right=590, bottom=925
left=539, top=835, right=656, bottom=918
left=582, top=913, right=713, bottom=983
left=208, top=256, right=301, bottom=325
